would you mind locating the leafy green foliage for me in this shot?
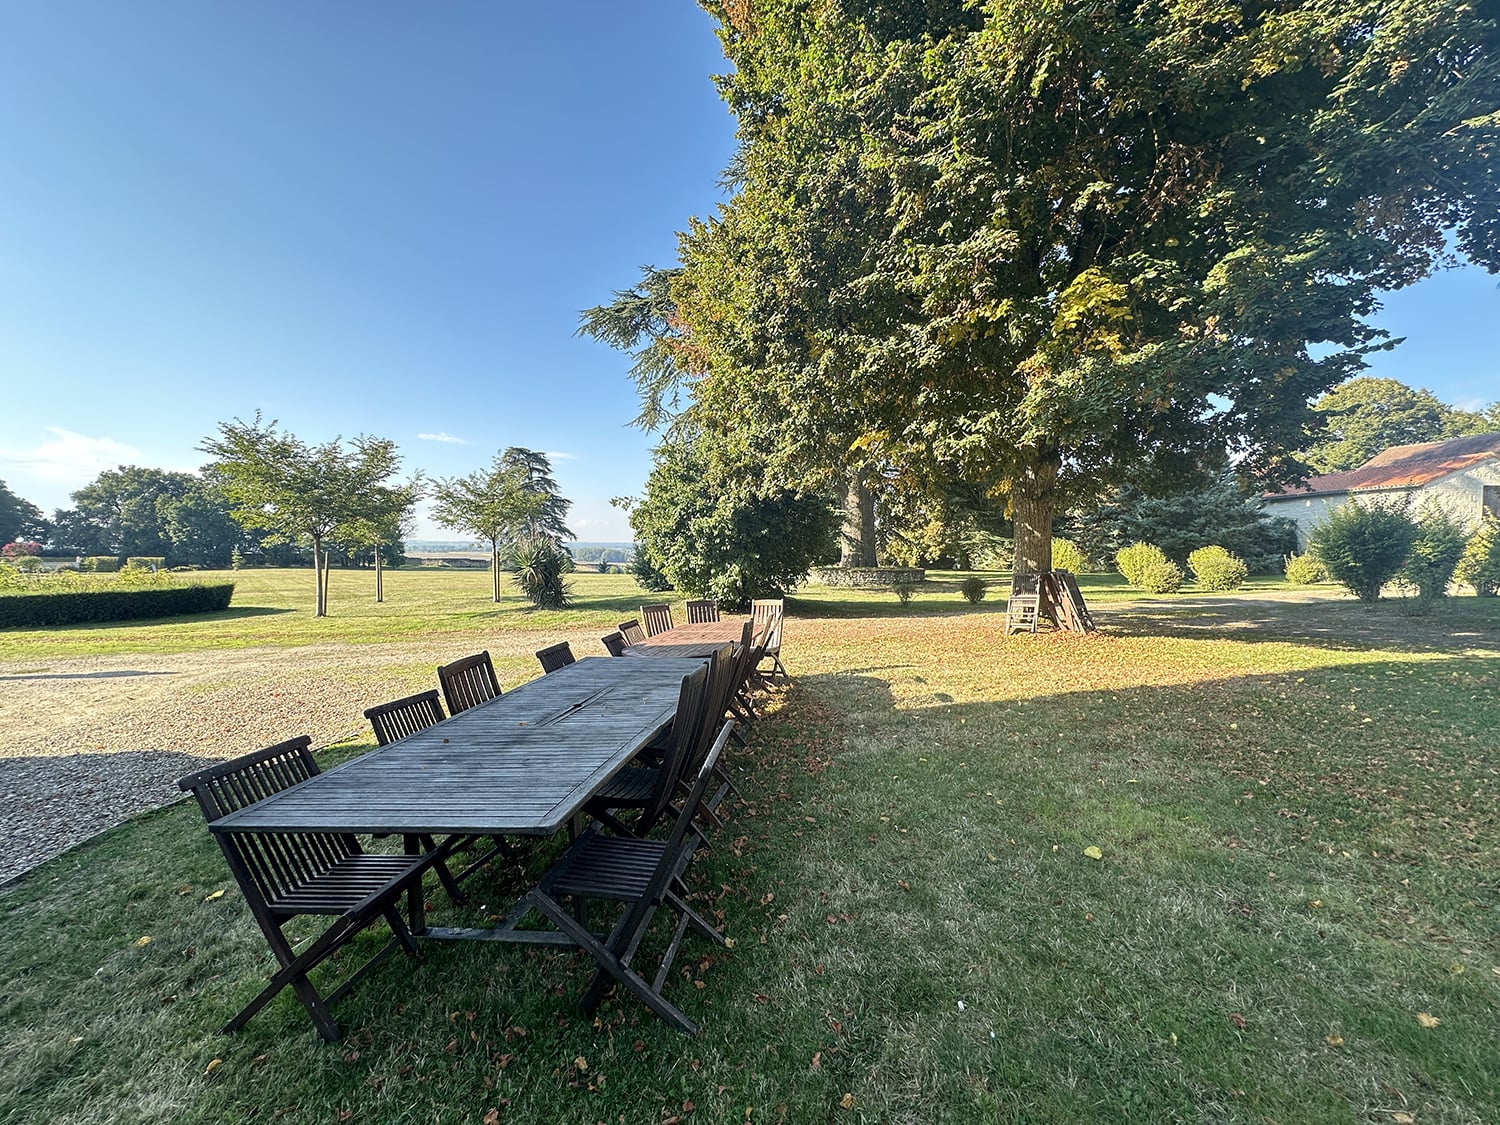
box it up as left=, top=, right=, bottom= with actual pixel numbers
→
left=431, top=448, right=571, bottom=604
left=0, top=479, right=47, bottom=545
left=0, top=581, right=233, bottom=628
left=201, top=415, right=415, bottom=617
left=1309, top=500, right=1418, bottom=602
left=1138, top=559, right=1185, bottom=595
left=628, top=548, right=672, bottom=593
left=1187, top=547, right=1249, bottom=592
left=1455, top=516, right=1500, bottom=596
left=659, top=0, right=1499, bottom=581
left=1400, top=503, right=1470, bottom=603
left=892, top=580, right=918, bottom=605
left=1067, top=475, right=1300, bottom=574
left=509, top=536, right=572, bottom=609
left=1306, top=377, right=1498, bottom=473
left=1284, top=552, right=1329, bottom=585
left=1116, top=542, right=1169, bottom=588
left=630, top=441, right=838, bottom=610
left=958, top=575, right=987, bottom=604
left=1050, top=537, right=1089, bottom=575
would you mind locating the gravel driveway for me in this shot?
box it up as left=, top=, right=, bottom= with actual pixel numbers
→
left=0, top=634, right=596, bottom=884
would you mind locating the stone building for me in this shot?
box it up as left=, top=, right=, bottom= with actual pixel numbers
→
left=1262, top=433, right=1500, bottom=548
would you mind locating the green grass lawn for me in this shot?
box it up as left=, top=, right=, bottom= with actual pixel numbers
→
left=2, top=570, right=1498, bottom=1123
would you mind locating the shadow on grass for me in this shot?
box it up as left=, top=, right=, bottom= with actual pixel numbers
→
left=1098, top=592, right=1500, bottom=655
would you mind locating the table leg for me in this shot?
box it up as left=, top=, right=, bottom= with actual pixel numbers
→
left=403, top=834, right=427, bottom=935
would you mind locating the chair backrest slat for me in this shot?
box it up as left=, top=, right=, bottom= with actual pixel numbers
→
left=620, top=721, right=734, bottom=940
left=177, top=736, right=362, bottom=912
left=684, top=599, right=720, bottom=623
left=438, top=651, right=502, bottom=714
left=640, top=665, right=709, bottom=832
left=600, top=631, right=627, bottom=657
left=535, top=642, right=577, bottom=674
left=364, top=690, right=445, bottom=746
left=685, top=644, right=736, bottom=780
left=618, top=619, right=646, bottom=647
left=750, top=599, right=783, bottom=654
left=640, top=604, right=674, bottom=637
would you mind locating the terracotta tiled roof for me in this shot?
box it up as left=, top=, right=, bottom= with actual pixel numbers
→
left=1265, top=432, right=1500, bottom=498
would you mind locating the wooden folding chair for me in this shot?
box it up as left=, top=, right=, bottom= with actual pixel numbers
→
left=617, top=619, right=646, bottom=647
left=640, top=603, right=674, bottom=637
left=684, top=598, right=720, bottom=623
left=584, top=664, right=708, bottom=838
left=600, top=631, right=627, bottom=657
left=524, top=721, right=736, bottom=1034
left=750, top=599, right=786, bottom=679
left=535, top=642, right=576, bottom=674
left=177, top=736, right=440, bottom=1042
left=437, top=651, right=501, bottom=714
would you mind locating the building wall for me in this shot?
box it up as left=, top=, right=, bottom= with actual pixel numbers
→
left=1262, top=457, right=1500, bottom=548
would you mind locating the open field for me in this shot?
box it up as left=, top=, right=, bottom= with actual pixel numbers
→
left=2, top=569, right=1498, bottom=1123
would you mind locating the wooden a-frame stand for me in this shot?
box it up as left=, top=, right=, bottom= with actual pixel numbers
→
left=1004, top=569, right=1097, bottom=635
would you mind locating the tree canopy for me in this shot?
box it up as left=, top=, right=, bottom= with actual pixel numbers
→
left=200, top=416, right=416, bottom=616
left=0, top=479, right=47, bottom=546
left=628, top=439, right=838, bottom=608
left=645, top=0, right=1498, bottom=575
left=1305, top=376, right=1500, bottom=472
left=430, top=448, right=572, bottom=603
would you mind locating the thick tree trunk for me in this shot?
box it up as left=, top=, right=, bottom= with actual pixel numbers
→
left=839, top=472, right=877, bottom=567
left=1011, top=447, right=1060, bottom=579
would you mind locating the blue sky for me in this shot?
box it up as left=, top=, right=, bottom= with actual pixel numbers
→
left=0, top=3, right=1495, bottom=541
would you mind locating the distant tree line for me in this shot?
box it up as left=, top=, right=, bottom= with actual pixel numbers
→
left=1, top=419, right=574, bottom=617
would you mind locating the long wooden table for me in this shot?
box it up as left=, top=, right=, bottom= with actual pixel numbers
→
left=209, top=657, right=707, bottom=941
left=623, top=618, right=748, bottom=659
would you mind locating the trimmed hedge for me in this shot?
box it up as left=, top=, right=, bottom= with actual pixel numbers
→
left=0, top=583, right=235, bottom=628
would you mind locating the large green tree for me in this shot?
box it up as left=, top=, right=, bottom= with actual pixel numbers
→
left=656, top=0, right=1497, bottom=576
left=1306, top=376, right=1498, bottom=471
left=201, top=416, right=414, bottom=616
left=430, top=449, right=571, bottom=603
left=67, top=466, right=195, bottom=559
left=0, top=480, right=47, bottom=546
left=628, top=438, right=839, bottom=608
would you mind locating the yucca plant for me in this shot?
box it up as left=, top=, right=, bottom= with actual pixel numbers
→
left=510, top=536, right=572, bottom=609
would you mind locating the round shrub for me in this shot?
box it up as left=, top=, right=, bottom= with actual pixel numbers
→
left=958, top=575, right=987, bottom=604
left=1138, top=558, right=1185, bottom=594
left=1284, top=552, right=1328, bottom=584
left=1400, top=503, right=1469, bottom=602
left=1187, top=545, right=1249, bottom=591
left=1308, top=500, right=1417, bottom=602
left=1455, top=516, right=1500, bottom=596
left=1051, top=537, right=1091, bottom=574
left=892, top=580, right=918, bottom=605
left=1116, top=541, right=1168, bottom=587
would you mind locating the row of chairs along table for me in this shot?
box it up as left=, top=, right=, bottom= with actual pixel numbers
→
left=176, top=598, right=786, bottom=1040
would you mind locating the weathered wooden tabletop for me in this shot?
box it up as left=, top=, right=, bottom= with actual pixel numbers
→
left=623, top=619, right=747, bottom=659
left=209, top=657, right=707, bottom=837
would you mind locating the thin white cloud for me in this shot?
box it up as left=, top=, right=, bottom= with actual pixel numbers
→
left=0, top=427, right=142, bottom=485
left=545, top=450, right=578, bottom=461
left=418, top=432, right=470, bottom=444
